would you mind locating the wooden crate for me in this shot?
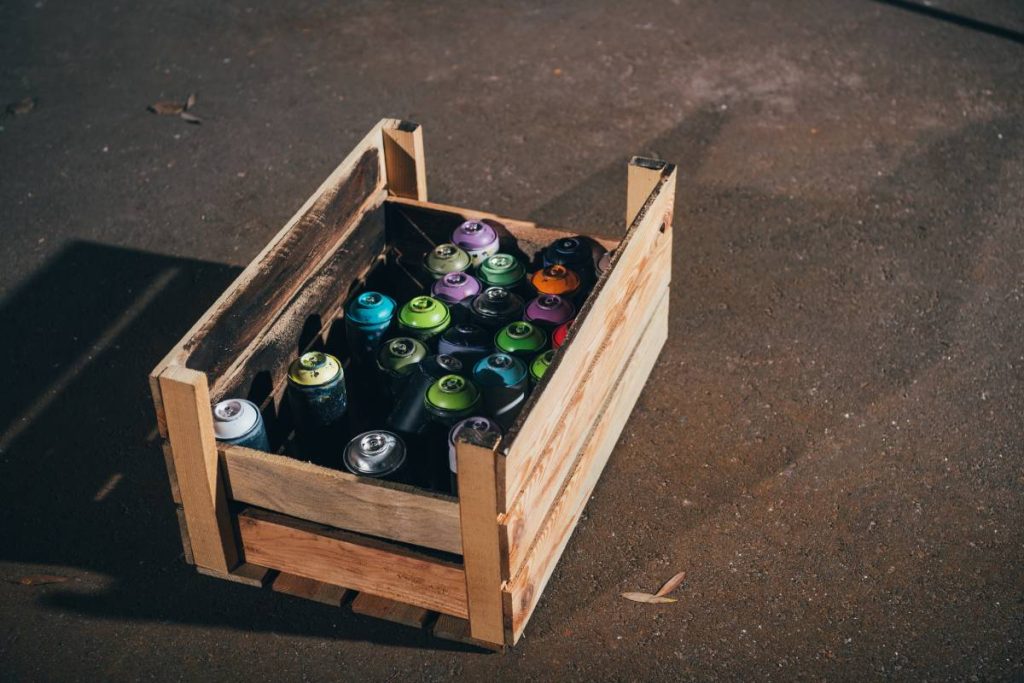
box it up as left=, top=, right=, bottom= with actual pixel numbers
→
left=150, top=119, right=675, bottom=648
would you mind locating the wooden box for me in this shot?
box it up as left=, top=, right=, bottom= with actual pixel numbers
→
left=149, top=119, right=675, bottom=648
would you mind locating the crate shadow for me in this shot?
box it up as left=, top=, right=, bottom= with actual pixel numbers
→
left=0, top=240, right=481, bottom=652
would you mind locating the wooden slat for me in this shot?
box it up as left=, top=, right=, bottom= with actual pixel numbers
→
left=432, top=614, right=506, bottom=651
left=627, top=157, right=668, bottom=226
left=162, top=441, right=181, bottom=504
left=503, top=291, right=670, bottom=642
left=174, top=505, right=194, bottom=565
left=221, top=445, right=463, bottom=555
left=238, top=508, right=469, bottom=618
left=455, top=430, right=506, bottom=646
left=196, top=562, right=271, bottom=587
left=498, top=162, right=676, bottom=510
left=149, top=119, right=403, bottom=423
left=383, top=121, right=428, bottom=201
left=351, top=593, right=431, bottom=628
left=272, top=572, right=350, bottom=607
left=159, top=366, right=238, bottom=573
left=498, top=231, right=671, bottom=574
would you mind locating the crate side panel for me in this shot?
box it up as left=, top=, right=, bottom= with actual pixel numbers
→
left=503, top=292, right=669, bottom=642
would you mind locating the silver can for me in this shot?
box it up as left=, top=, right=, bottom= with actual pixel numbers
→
left=342, top=430, right=407, bottom=480
left=212, top=399, right=270, bottom=452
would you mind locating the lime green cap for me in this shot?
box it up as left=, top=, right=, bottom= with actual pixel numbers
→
left=478, top=253, right=526, bottom=288
left=425, top=375, right=480, bottom=413
left=398, top=296, right=451, bottom=332
left=529, top=349, right=555, bottom=383
left=495, top=321, right=547, bottom=356
left=288, top=351, right=342, bottom=387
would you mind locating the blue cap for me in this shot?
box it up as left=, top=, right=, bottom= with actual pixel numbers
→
left=345, top=291, right=396, bottom=328
left=473, top=353, right=527, bottom=388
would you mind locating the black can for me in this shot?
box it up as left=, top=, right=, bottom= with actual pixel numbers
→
left=472, top=353, right=529, bottom=431
left=469, top=287, right=525, bottom=331
left=437, top=323, right=492, bottom=367
left=386, top=354, right=464, bottom=436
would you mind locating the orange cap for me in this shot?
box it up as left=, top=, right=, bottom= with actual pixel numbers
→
left=530, top=264, right=581, bottom=296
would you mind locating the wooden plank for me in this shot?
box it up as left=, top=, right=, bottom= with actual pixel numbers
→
left=351, top=593, right=431, bottom=628
left=196, top=562, right=271, bottom=588
left=499, top=247, right=670, bottom=574
left=238, top=508, right=469, bottom=618
left=627, top=157, right=669, bottom=226
left=432, top=614, right=506, bottom=651
left=149, top=119, right=403, bottom=422
left=498, top=163, right=676, bottom=510
left=159, top=366, right=238, bottom=573
left=503, top=292, right=670, bottom=642
left=162, top=441, right=181, bottom=504
left=221, top=445, right=463, bottom=554
left=175, top=505, right=194, bottom=565
left=455, top=430, right=506, bottom=646
left=272, top=572, right=350, bottom=607
left=383, top=121, right=428, bottom=201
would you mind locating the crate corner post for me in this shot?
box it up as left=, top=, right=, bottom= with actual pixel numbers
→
left=382, top=120, right=428, bottom=201
left=456, top=429, right=509, bottom=647
left=158, top=364, right=240, bottom=575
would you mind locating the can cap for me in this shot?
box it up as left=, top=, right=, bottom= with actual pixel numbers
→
left=471, top=287, right=524, bottom=319
left=473, top=353, right=528, bottom=387
left=343, top=430, right=406, bottom=477
left=525, top=294, right=575, bottom=327
left=479, top=253, right=526, bottom=287
left=424, top=243, right=471, bottom=277
left=529, top=349, right=556, bottom=383
left=377, top=337, right=427, bottom=375
left=552, top=320, right=573, bottom=349
left=398, top=296, right=451, bottom=330
left=431, top=271, right=482, bottom=304
left=452, top=220, right=499, bottom=251
left=212, top=399, right=261, bottom=440
left=425, top=375, right=481, bottom=412
left=531, top=264, right=581, bottom=296
left=288, top=351, right=342, bottom=387
left=495, top=321, right=547, bottom=355
left=345, top=291, right=396, bottom=327
left=448, top=416, right=502, bottom=474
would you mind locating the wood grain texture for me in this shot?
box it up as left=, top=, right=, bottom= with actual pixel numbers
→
left=498, top=163, right=676, bottom=510
left=159, top=366, right=238, bottom=573
left=175, top=505, right=194, bottom=565
left=351, top=593, right=431, bottom=628
left=383, top=121, right=428, bottom=201
left=162, top=441, right=181, bottom=504
left=627, top=157, right=669, bottom=226
left=238, top=508, right=469, bottom=618
left=196, top=562, right=271, bottom=587
left=272, top=572, right=350, bottom=607
left=503, top=291, right=670, bottom=642
left=221, top=445, right=462, bottom=554
left=498, top=221, right=672, bottom=574
left=455, top=430, right=506, bottom=646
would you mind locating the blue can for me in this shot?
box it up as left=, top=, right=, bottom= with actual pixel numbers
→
left=345, top=291, right=396, bottom=365
left=472, top=353, right=529, bottom=430
left=212, top=399, right=271, bottom=452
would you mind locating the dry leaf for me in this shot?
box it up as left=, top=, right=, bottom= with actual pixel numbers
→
left=655, top=571, right=686, bottom=597
left=149, top=100, right=184, bottom=115
left=13, top=574, right=69, bottom=586
left=621, top=592, right=677, bottom=604
left=179, top=111, right=202, bottom=124
left=6, top=97, right=35, bottom=116
left=184, top=93, right=197, bottom=111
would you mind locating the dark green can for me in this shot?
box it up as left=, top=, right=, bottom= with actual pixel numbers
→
left=423, top=243, right=471, bottom=280
left=495, top=321, right=547, bottom=359
left=477, top=253, right=526, bottom=290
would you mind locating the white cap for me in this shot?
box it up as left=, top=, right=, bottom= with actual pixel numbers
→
left=212, top=399, right=260, bottom=441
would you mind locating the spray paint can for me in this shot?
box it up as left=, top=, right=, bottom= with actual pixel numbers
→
left=447, top=416, right=502, bottom=495
left=596, top=250, right=613, bottom=279
left=530, top=264, right=582, bottom=300
left=286, top=351, right=348, bottom=463
left=397, top=295, right=451, bottom=343
left=529, top=349, right=555, bottom=385
left=472, top=353, right=529, bottom=430
left=212, top=399, right=271, bottom=452
left=342, top=430, right=409, bottom=483
left=387, top=354, right=464, bottom=436
left=477, top=253, right=527, bottom=292
left=469, top=287, right=525, bottom=331
left=423, top=243, right=471, bottom=280
left=524, top=294, right=575, bottom=330
left=452, top=219, right=500, bottom=267
left=431, top=271, right=481, bottom=322
left=552, top=319, right=573, bottom=350
left=424, top=375, right=482, bottom=427
left=344, top=291, right=396, bottom=366
left=376, top=336, right=427, bottom=399
left=542, top=236, right=593, bottom=273
left=437, top=323, right=492, bottom=366
left=494, top=321, right=547, bottom=360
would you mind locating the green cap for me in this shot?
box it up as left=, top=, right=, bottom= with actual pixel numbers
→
left=495, top=321, right=547, bottom=357
left=424, top=243, right=471, bottom=279
left=529, top=349, right=555, bottom=383
left=425, top=375, right=481, bottom=414
left=398, top=296, right=452, bottom=339
left=287, top=351, right=342, bottom=387
left=377, top=337, right=427, bottom=376
left=478, top=253, right=526, bottom=288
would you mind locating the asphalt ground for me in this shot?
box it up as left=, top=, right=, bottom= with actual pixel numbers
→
left=1, top=1, right=1022, bottom=680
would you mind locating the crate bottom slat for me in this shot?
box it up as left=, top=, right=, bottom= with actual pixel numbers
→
left=272, top=572, right=351, bottom=607
left=196, top=562, right=272, bottom=587
left=351, top=593, right=431, bottom=628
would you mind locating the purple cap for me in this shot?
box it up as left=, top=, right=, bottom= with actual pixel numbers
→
left=452, top=220, right=500, bottom=253
left=431, top=271, right=482, bottom=305
left=525, top=294, right=575, bottom=328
